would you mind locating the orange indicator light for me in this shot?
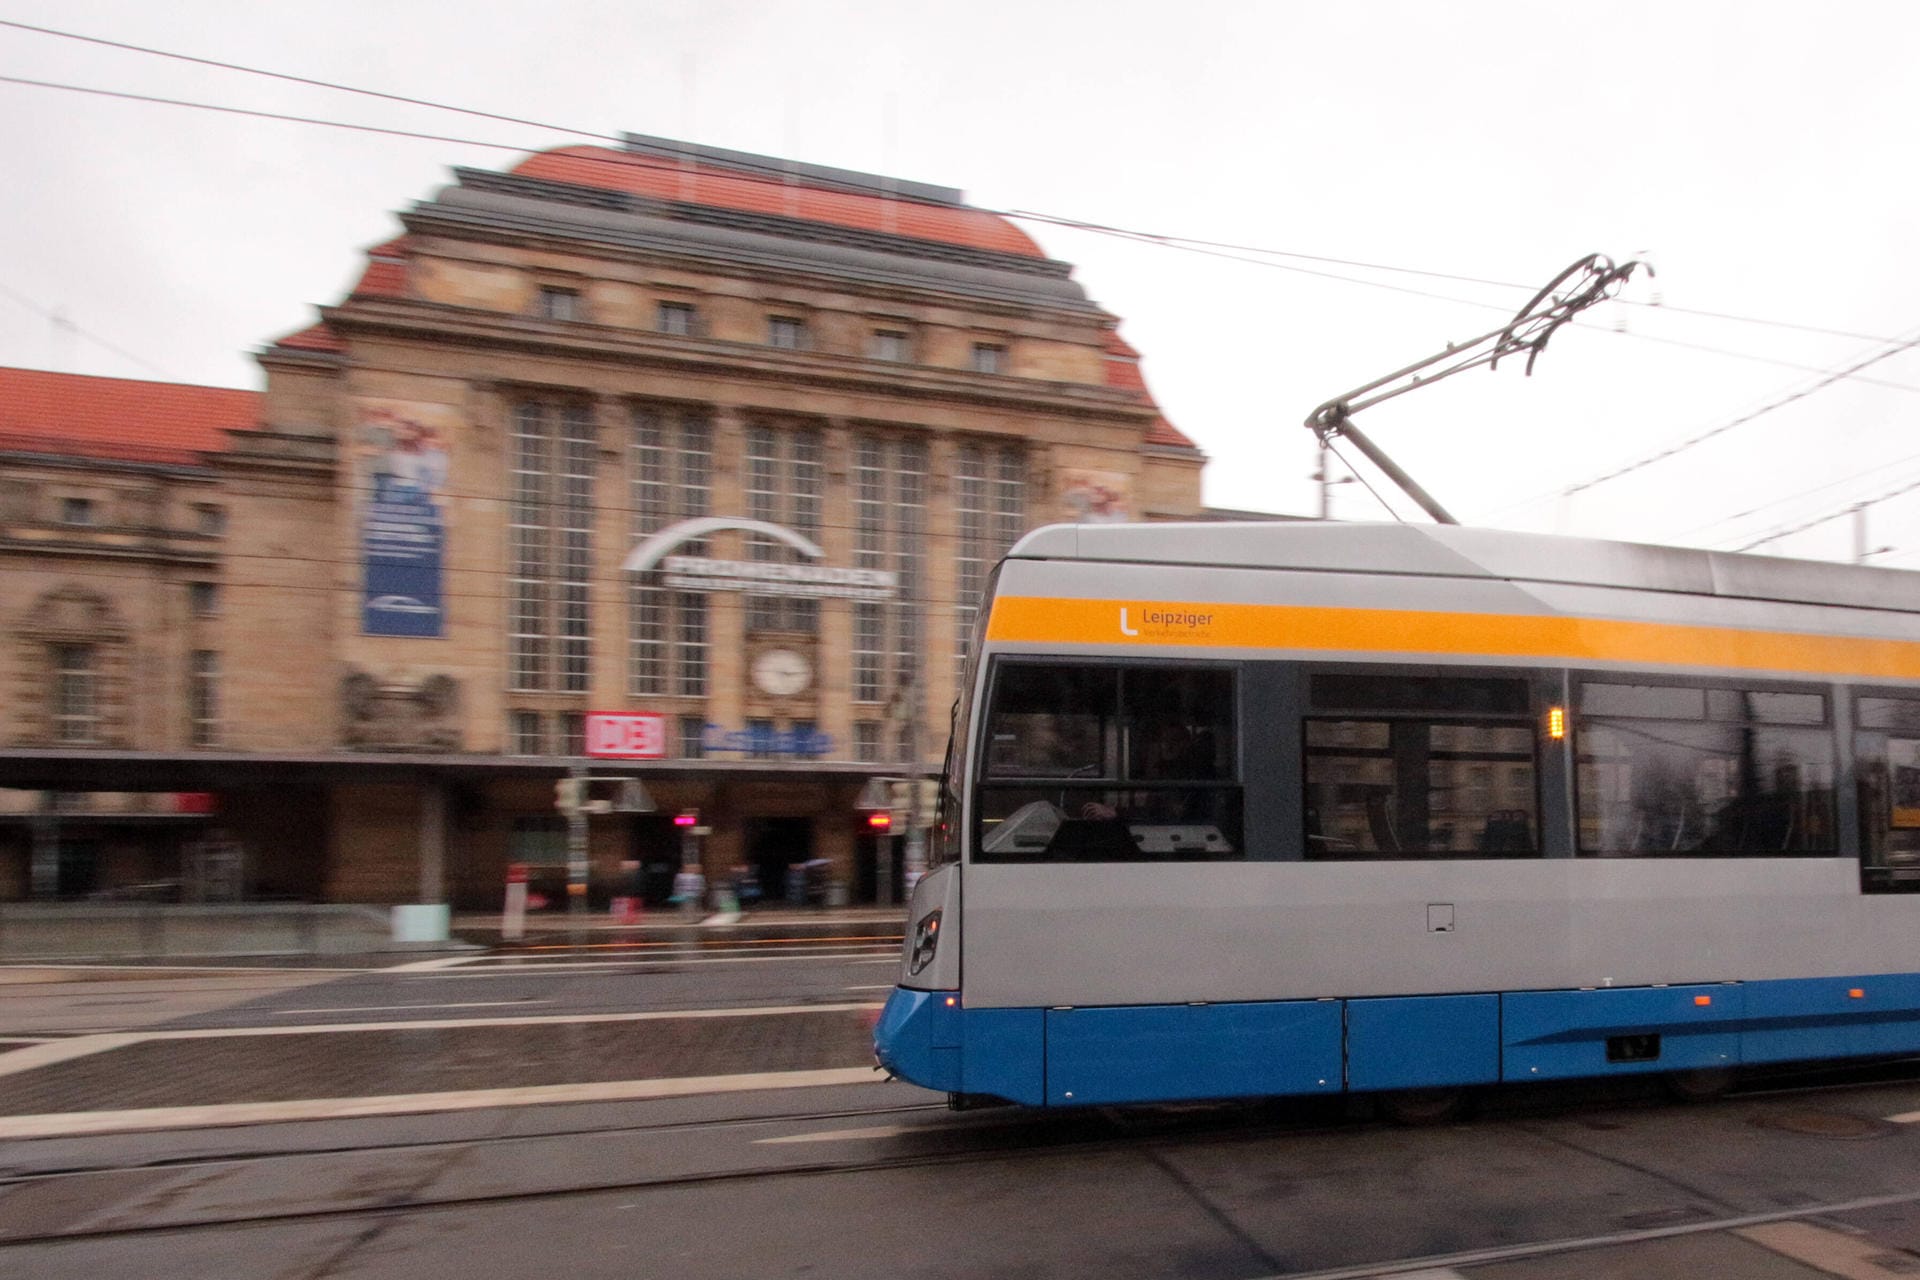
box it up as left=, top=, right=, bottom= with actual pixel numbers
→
left=1547, top=707, right=1567, bottom=740
left=944, top=996, right=957, bottom=1007
left=1694, top=995, right=1711, bottom=1006
left=1850, top=988, right=1866, bottom=999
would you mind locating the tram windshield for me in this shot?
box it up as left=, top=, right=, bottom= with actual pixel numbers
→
left=974, top=662, right=1242, bottom=862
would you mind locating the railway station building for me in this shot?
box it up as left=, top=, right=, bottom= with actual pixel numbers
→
left=0, top=134, right=1208, bottom=918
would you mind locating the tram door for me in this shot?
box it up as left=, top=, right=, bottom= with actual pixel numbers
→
left=745, top=817, right=813, bottom=907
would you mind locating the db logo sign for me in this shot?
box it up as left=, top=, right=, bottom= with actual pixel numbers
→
left=585, top=711, right=667, bottom=759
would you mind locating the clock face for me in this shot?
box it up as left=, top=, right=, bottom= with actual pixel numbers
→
left=752, top=648, right=812, bottom=697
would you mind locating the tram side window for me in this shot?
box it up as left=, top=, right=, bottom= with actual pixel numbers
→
left=1303, top=674, right=1539, bottom=859
left=1854, top=695, right=1920, bottom=891
left=975, top=663, right=1242, bottom=862
left=1575, top=682, right=1835, bottom=857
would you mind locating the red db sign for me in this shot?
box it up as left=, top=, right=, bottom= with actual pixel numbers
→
left=585, top=711, right=667, bottom=759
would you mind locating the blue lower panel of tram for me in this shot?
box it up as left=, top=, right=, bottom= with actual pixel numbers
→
left=874, top=975, right=1920, bottom=1107
left=1045, top=1000, right=1343, bottom=1106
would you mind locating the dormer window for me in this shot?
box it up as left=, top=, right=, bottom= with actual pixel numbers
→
left=971, top=342, right=1006, bottom=375
left=870, top=329, right=911, bottom=362
left=536, top=286, right=582, bottom=322
left=657, top=301, right=697, bottom=336
left=767, top=315, right=806, bottom=350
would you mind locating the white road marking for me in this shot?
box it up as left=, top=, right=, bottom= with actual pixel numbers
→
left=270, top=1000, right=549, bottom=1016
left=1888, top=1109, right=1920, bottom=1123
left=0, top=1033, right=144, bottom=1079
left=0, top=1067, right=884, bottom=1138
left=382, top=955, right=486, bottom=973
left=755, top=1123, right=925, bottom=1144
left=405, top=950, right=894, bottom=974
left=844, top=984, right=896, bottom=991
left=0, top=964, right=367, bottom=975
left=94, top=1001, right=884, bottom=1041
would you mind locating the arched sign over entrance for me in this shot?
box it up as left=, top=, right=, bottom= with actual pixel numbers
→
left=622, top=517, right=898, bottom=601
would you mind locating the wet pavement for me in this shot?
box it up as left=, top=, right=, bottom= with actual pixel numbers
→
left=0, top=1007, right=878, bottom=1115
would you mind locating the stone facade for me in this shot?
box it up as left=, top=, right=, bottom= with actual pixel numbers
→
left=0, top=135, right=1208, bottom=909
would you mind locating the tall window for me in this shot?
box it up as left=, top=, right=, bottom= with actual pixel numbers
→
left=768, top=315, right=806, bottom=349
left=508, top=710, right=545, bottom=756
left=189, top=650, right=219, bottom=747
left=628, top=404, right=712, bottom=697
left=744, top=422, right=823, bottom=634
left=509, top=402, right=594, bottom=694
left=537, top=286, right=581, bottom=321
left=657, top=301, right=696, bottom=335
left=676, top=591, right=708, bottom=697
left=853, top=435, right=925, bottom=705
left=1305, top=674, right=1539, bottom=858
left=678, top=715, right=706, bottom=759
left=52, top=644, right=96, bottom=743
left=1576, top=682, right=1834, bottom=856
left=189, top=581, right=219, bottom=617
left=954, top=442, right=1026, bottom=682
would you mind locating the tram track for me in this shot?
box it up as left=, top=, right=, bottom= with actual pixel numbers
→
left=4, top=1058, right=1918, bottom=1258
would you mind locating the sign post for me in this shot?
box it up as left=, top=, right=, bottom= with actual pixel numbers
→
left=563, top=763, right=589, bottom=935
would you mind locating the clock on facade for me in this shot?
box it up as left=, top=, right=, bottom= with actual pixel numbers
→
left=751, top=648, right=813, bottom=697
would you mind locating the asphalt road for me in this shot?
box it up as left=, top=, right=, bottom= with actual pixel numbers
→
left=3, top=931, right=1920, bottom=1279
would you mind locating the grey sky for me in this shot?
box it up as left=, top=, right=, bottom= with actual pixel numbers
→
left=3, top=1, right=1918, bottom=561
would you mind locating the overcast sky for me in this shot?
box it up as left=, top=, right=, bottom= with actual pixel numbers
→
left=4, top=1, right=1918, bottom=563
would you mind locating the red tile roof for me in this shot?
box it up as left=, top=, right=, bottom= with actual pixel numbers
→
left=351, top=258, right=409, bottom=299
left=272, top=322, right=345, bottom=352
left=1103, top=328, right=1199, bottom=452
left=0, top=367, right=258, bottom=466
left=513, top=146, right=1046, bottom=258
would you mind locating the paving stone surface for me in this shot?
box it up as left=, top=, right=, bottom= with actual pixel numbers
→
left=0, top=1009, right=877, bottom=1113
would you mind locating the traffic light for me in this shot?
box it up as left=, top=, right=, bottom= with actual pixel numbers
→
left=867, top=811, right=893, bottom=832
left=674, top=810, right=699, bottom=828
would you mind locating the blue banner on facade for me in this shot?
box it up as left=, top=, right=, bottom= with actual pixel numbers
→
left=363, top=475, right=445, bottom=636
left=358, top=400, right=452, bottom=637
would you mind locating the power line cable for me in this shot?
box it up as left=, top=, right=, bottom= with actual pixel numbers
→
left=0, top=281, right=175, bottom=378
left=1733, top=475, right=1920, bottom=552
left=4, top=16, right=1908, bottom=352
left=1671, top=448, right=1920, bottom=539
left=1560, top=329, right=1920, bottom=500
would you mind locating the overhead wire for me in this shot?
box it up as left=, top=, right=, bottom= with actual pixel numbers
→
left=2, top=16, right=1907, bottom=355
left=0, top=281, right=175, bottom=379
left=1733, top=474, right=1920, bottom=553
left=8, top=18, right=1920, bottom=543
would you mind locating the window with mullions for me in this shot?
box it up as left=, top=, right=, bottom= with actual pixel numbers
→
left=974, top=663, right=1241, bottom=862
left=1575, top=682, right=1835, bottom=857
left=1853, top=695, right=1920, bottom=891
left=1304, top=674, right=1539, bottom=859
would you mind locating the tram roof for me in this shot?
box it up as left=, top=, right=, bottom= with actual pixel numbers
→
left=1007, top=521, right=1920, bottom=615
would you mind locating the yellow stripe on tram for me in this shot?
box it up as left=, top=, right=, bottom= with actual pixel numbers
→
left=983, top=597, right=1920, bottom=682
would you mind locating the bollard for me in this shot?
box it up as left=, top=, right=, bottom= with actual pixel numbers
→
left=502, top=862, right=528, bottom=942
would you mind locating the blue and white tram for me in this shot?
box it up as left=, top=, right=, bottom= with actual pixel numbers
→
left=874, top=521, right=1920, bottom=1110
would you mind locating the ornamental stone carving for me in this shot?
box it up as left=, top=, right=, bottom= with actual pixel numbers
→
left=339, top=667, right=462, bottom=753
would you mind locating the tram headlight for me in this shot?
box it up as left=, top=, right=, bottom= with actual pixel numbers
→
left=909, top=909, right=942, bottom=975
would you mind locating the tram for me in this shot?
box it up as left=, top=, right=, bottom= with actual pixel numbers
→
left=873, top=521, right=1920, bottom=1113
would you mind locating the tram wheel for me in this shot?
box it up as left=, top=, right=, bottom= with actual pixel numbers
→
left=1378, top=1088, right=1470, bottom=1126
left=1664, top=1067, right=1735, bottom=1103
